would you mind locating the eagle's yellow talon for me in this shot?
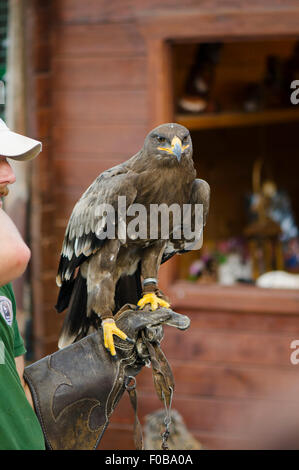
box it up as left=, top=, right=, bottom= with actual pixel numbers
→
left=137, top=292, right=170, bottom=310
left=102, top=319, right=127, bottom=356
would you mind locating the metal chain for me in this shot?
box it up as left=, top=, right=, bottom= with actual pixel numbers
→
left=125, top=375, right=136, bottom=391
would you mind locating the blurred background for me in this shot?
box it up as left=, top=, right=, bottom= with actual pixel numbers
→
left=1, top=0, right=299, bottom=450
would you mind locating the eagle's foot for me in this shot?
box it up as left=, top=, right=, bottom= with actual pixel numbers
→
left=102, top=318, right=133, bottom=357
left=137, top=292, right=170, bottom=311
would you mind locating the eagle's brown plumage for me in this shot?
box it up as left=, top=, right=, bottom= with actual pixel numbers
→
left=55, top=123, right=210, bottom=353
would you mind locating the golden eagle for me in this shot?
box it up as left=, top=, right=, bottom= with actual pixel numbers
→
left=55, top=123, right=210, bottom=356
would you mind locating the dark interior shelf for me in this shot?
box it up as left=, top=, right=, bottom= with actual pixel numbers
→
left=176, top=108, right=299, bottom=130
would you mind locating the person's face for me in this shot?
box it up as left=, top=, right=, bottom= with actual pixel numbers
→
left=0, top=156, right=16, bottom=208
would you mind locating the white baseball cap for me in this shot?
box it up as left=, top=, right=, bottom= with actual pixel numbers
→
left=0, top=118, right=42, bottom=161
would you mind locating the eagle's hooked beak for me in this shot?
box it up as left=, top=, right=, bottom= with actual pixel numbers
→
left=157, top=136, right=189, bottom=162
left=171, top=136, right=182, bottom=162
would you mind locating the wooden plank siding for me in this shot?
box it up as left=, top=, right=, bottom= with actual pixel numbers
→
left=26, top=0, right=59, bottom=358
left=54, top=0, right=299, bottom=25
left=50, top=18, right=150, bottom=284
left=26, top=0, right=299, bottom=450
left=100, top=309, right=299, bottom=449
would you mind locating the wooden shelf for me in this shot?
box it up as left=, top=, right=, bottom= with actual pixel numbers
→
left=168, top=280, right=299, bottom=315
left=176, top=108, right=299, bottom=130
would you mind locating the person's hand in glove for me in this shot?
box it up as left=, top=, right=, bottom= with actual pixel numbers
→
left=24, top=305, right=190, bottom=450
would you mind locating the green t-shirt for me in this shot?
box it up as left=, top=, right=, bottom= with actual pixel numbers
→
left=0, top=283, right=45, bottom=450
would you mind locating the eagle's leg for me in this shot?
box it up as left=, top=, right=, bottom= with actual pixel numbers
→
left=137, top=241, right=170, bottom=310
left=87, top=240, right=133, bottom=356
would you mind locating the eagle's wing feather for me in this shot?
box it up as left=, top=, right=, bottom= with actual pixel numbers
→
left=191, top=178, right=210, bottom=226
left=161, top=178, right=210, bottom=264
left=56, top=164, right=138, bottom=287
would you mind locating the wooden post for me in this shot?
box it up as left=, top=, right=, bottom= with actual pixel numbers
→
left=146, top=38, right=174, bottom=128
left=5, top=0, right=29, bottom=315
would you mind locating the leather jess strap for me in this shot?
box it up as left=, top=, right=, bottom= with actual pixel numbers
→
left=125, top=376, right=144, bottom=450
left=143, top=336, right=174, bottom=450
left=126, top=331, right=175, bottom=450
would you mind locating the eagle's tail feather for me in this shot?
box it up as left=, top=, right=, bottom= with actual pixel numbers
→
left=58, top=271, right=89, bottom=349
left=55, top=278, right=76, bottom=313
left=58, top=263, right=142, bottom=349
left=113, top=262, right=142, bottom=314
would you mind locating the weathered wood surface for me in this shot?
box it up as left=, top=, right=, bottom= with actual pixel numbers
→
left=99, top=309, right=299, bottom=449
left=28, top=0, right=299, bottom=449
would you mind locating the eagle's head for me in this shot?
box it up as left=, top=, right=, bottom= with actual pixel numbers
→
left=143, top=123, right=193, bottom=165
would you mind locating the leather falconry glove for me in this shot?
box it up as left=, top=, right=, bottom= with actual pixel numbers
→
left=24, top=305, right=190, bottom=450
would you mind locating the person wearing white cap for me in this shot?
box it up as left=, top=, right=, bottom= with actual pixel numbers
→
left=0, top=118, right=45, bottom=449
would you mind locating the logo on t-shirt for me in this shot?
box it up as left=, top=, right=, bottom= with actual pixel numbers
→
left=0, top=296, right=13, bottom=327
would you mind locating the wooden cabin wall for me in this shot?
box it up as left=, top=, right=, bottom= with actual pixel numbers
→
left=30, top=0, right=299, bottom=356
left=100, top=309, right=299, bottom=450
left=26, top=0, right=299, bottom=450
left=26, top=0, right=58, bottom=359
